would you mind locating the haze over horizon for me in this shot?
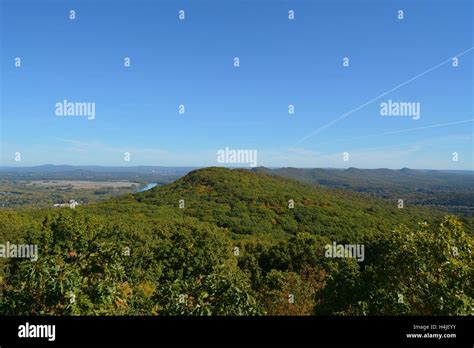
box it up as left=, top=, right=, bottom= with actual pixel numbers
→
left=0, top=163, right=473, bottom=172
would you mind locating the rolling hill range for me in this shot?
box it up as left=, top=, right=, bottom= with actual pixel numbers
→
left=100, top=167, right=448, bottom=241
left=251, top=167, right=474, bottom=227
left=1, top=167, right=472, bottom=316
left=251, top=166, right=474, bottom=194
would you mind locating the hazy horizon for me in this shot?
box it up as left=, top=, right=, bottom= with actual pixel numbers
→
left=1, top=163, right=473, bottom=172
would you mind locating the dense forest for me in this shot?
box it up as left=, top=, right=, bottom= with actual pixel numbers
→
left=0, top=167, right=472, bottom=315
left=252, top=167, right=474, bottom=227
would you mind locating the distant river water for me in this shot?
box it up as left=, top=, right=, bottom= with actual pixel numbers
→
left=137, top=183, right=158, bottom=192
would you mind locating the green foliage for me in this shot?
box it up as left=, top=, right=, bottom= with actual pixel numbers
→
left=0, top=168, right=472, bottom=316
left=133, top=167, right=439, bottom=241
left=1, top=211, right=128, bottom=315
left=256, top=167, right=474, bottom=233
left=316, top=216, right=473, bottom=315
left=156, top=269, right=263, bottom=315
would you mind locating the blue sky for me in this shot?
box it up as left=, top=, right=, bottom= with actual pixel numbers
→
left=1, top=0, right=473, bottom=169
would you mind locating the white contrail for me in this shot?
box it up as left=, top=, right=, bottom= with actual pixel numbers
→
left=316, top=119, right=474, bottom=145
left=294, top=46, right=474, bottom=145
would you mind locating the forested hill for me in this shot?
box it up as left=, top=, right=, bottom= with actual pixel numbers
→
left=251, top=166, right=474, bottom=193
left=107, top=167, right=444, bottom=241
left=1, top=167, right=472, bottom=315
left=251, top=166, right=474, bottom=229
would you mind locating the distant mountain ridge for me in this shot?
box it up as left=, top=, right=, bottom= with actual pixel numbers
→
left=0, top=164, right=197, bottom=174
left=250, top=166, right=474, bottom=193
left=250, top=166, right=474, bottom=229
left=0, top=165, right=196, bottom=183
